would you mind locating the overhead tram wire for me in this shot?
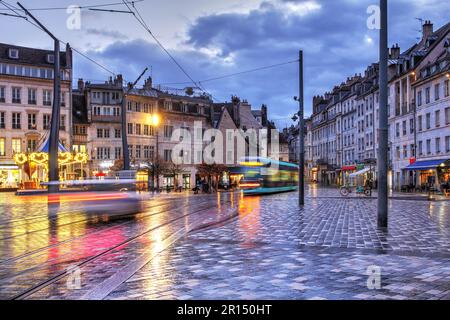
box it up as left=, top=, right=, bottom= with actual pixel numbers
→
left=121, top=0, right=219, bottom=101
left=158, top=59, right=299, bottom=86
left=1, top=1, right=119, bottom=79
left=0, top=0, right=145, bottom=11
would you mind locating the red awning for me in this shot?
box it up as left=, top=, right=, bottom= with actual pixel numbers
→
left=95, top=172, right=106, bottom=177
left=342, top=165, right=356, bottom=171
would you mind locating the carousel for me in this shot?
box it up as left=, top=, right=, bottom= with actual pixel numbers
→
left=13, top=135, right=88, bottom=190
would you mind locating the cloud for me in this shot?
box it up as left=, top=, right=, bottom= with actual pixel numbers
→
left=85, top=28, right=129, bottom=40
left=74, top=0, right=450, bottom=128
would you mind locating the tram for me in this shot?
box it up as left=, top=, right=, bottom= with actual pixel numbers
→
left=238, top=157, right=299, bottom=195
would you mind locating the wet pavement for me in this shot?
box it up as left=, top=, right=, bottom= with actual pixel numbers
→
left=0, top=186, right=449, bottom=300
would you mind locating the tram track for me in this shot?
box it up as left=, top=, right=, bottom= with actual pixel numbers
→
left=0, top=195, right=228, bottom=265
left=7, top=194, right=239, bottom=300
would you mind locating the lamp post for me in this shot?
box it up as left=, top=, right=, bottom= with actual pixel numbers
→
left=17, top=2, right=61, bottom=193
left=377, top=0, right=389, bottom=228
left=294, top=50, right=305, bottom=206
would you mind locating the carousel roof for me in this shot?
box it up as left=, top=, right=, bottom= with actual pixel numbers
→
left=37, top=135, right=68, bottom=153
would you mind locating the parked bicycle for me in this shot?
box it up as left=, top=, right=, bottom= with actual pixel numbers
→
left=340, top=185, right=372, bottom=197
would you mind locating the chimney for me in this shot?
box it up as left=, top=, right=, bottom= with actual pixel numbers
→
left=261, top=104, right=268, bottom=126
left=143, top=76, right=153, bottom=89
left=422, top=20, right=433, bottom=40
left=390, top=44, right=400, bottom=59
left=77, top=78, right=84, bottom=91
left=114, top=74, right=123, bottom=87
left=231, top=96, right=241, bottom=127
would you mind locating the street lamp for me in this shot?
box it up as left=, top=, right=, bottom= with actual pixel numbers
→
left=148, top=113, right=160, bottom=192
left=294, top=49, right=305, bottom=207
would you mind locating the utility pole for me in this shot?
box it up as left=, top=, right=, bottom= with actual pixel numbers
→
left=121, top=68, right=148, bottom=170
left=298, top=50, right=305, bottom=206
left=377, top=0, right=389, bottom=228
left=18, top=3, right=61, bottom=193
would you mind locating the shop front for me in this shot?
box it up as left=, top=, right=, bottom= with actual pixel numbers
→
left=0, top=162, right=20, bottom=190
left=341, top=165, right=356, bottom=186
left=405, top=158, right=450, bottom=191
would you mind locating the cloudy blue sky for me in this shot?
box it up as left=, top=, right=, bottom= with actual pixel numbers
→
left=1, top=0, right=449, bottom=128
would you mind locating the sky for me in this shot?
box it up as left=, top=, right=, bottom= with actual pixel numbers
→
left=0, top=0, right=449, bottom=128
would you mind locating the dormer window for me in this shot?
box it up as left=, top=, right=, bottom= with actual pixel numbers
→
left=46, top=54, right=55, bottom=64
left=8, top=48, right=19, bottom=59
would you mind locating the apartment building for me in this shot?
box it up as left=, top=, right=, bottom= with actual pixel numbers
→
left=0, top=43, right=72, bottom=189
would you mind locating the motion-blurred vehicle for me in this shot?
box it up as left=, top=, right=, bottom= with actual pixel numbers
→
left=238, top=157, right=299, bottom=195
left=40, top=179, right=144, bottom=215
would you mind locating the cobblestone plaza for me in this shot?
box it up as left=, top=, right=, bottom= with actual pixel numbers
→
left=0, top=186, right=448, bottom=300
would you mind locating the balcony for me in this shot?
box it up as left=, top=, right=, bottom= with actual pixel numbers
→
left=73, top=134, right=88, bottom=144
left=28, top=100, right=37, bottom=105
left=12, top=99, right=21, bottom=104
left=43, top=101, right=51, bottom=106
left=91, top=114, right=121, bottom=123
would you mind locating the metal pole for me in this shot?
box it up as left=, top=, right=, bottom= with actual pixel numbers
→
left=377, top=0, right=388, bottom=228
left=17, top=3, right=61, bottom=193
left=156, top=132, right=160, bottom=191
left=298, top=50, right=305, bottom=206
left=121, top=68, right=148, bottom=171
left=121, top=92, right=130, bottom=170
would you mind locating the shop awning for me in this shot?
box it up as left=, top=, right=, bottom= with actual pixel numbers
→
left=342, top=165, right=356, bottom=171
left=349, top=167, right=370, bottom=178
left=405, top=159, right=449, bottom=170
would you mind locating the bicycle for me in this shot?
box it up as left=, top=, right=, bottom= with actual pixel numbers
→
left=340, top=185, right=371, bottom=197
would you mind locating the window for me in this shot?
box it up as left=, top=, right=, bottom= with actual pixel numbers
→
left=43, top=114, right=50, bottom=129
left=97, top=128, right=103, bottom=138
left=418, top=141, right=423, bottom=155
left=164, top=149, right=172, bottom=162
left=0, top=138, right=5, bottom=156
left=403, top=145, right=407, bottom=158
left=436, top=137, right=441, bottom=153
left=418, top=115, right=423, bottom=131
left=395, top=123, right=400, bottom=137
left=127, top=101, right=132, bottom=111
left=144, top=145, right=150, bottom=159
left=12, top=87, right=21, bottom=103
left=144, top=125, right=149, bottom=136
left=417, top=90, right=422, bottom=106
left=426, top=113, right=431, bottom=129
left=149, top=146, right=155, bottom=160
left=396, top=146, right=400, bottom=160
left=97, top=147, right=111, bottom=160
left=114, top=129, right=121, bottom=139
left=43, top=90, right=52, bottom=106
left=27, top=113, right=36, bottom=130
left=12, top=112, right=21, bottom=129
left=135, top=102, right=141, bottom=112
left=135, top=124, right=141, bottom=135
left=434, top=84, right=440, bottom=101
left=93, top=106, right=101, bottom=116
left=409, top=118, right=414, bottom=134
left=435, top=110, right=440, bottom=127
left=164, top=125, right=173, bottom=138
left=12, top=138, right=21, bottom=153
left=410, top=144, right=415, bottom=157
left=127, top=123, right=133, bottom=135
left=0, top=112, right=5, bottom=129
left=446, top=107, right=450, bottom=125
left=402, top=121, right=407, bottom=136
left=60, top=115, right=66, bottom=131
left=114, top=147, right=121, bottom=159
left=446, top=136, right=450, bottom=153
left=27, top=139, right=37, bottom=152
left=113, top=107, right=120, bottom=116
left=445, top=80, right=449, bottom=97
left=61, top=92, right=65, bottom=107
left=8, top=48, right=19, bottom=59
left=425, top=87, right=430, bottom=104
left=426, top=139, right=431, bottom=154
left=135, top=145, right=141, bottom=159
left=27, top=88, right=36, bottom=104
left=0, top=86, right=5, bottom=102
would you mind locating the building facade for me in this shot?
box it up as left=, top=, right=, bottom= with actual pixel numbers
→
left=0, top=43, right=72, bottom=189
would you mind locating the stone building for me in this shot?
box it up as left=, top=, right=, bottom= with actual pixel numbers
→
left=0, top=42, right=72, bottom=189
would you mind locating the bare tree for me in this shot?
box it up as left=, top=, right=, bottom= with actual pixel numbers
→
left=196, top=163, right=228, bottom=193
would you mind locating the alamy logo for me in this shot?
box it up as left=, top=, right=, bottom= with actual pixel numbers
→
left=66, top=5, right=81, bottom=30
left=366, top=5, right=380, bottom=30
left=66, top=265, right=81, bottom=290
left=366, top=265, right=381, bottom=290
